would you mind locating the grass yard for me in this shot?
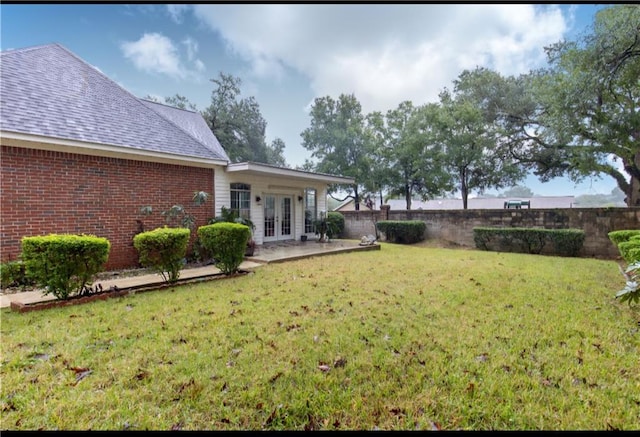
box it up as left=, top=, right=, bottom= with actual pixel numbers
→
left=1, top=243, right=638, bottom=430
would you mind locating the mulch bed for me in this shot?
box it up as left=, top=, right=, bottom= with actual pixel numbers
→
left=9, top=270, right=251, bottom=313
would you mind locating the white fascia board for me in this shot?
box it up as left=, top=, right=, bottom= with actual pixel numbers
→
left=1, top=130, right=229, bottom=168
left=226, top=161, right=355, bottom=185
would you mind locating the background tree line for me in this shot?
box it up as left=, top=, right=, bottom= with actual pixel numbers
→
left=301, top=4, right=639, bottom=209
left=151, top=5, right=638, bottom=209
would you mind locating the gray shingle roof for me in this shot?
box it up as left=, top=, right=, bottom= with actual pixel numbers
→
left=139, top=99, right=227, bottom=160
left=1, top=43, right=229, bottom=162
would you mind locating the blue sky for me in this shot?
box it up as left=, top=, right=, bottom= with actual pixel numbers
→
left=1, top=3, right=618, bottom=197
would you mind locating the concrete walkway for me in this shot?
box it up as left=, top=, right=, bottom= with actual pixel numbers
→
left=1, top=239, right=379, bottom=309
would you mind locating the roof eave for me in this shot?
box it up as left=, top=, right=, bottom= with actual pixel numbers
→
left=1, top=130, right=229, bottom=168
left=226, top=161, right=355, bottom=185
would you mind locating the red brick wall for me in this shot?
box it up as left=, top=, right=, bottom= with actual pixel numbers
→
left=1, top=146, right=215, bottom=270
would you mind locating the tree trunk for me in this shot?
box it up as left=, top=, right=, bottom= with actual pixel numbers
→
left=460, top=170, right=469, bottom=210
left=629, top=175, right=640, bottom=207
left=629, top=152, right=640, bottom=206
left=405, top=185, right=412, bottom=210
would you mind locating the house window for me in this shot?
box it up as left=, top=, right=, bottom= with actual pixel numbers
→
left=230, top=183, right=251, bottom=220
left=304, top=188, right=317, bottom=233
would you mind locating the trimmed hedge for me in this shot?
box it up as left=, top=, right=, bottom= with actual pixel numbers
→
left=608, top=229, right=640, bottom=246
left=617, top=234, right=640, bottom=264
left=473, top=227, right=585, bottom=256
left=376, top=220, right=426, bottom=244
left=133, top=227, right=190, bottom=284
left=198, top=222, right=251, bottom=275
left=21, top=234, right=110, bottom=300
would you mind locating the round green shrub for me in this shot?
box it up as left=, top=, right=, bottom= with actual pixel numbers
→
left=21, top=234, right=110, bottom=299
left=198, top=222, right=250, bottom=275
left=133, top=227, right=190, bottom=284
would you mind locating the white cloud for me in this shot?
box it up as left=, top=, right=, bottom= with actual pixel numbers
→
left=166, top=4, right=189, bottom=24
left=120, top=33, right=204, bottom=80
left=191, top=4, right=568, bottom=113
left=182, top=36, right=198, bottom=61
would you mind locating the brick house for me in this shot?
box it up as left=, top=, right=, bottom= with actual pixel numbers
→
left=0, top=43, right=354, bottom=270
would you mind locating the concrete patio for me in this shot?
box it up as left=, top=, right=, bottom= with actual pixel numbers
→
left=1, top=239, right=379, bottom=309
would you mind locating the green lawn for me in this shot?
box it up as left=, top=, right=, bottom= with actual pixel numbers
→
left=1, top=243, right=638, bottom=430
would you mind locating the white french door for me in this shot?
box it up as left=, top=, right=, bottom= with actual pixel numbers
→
left=263, top=194, right=293, bottom=242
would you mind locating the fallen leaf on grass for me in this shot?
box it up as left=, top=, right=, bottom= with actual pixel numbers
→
left=134, top=370, right=149, bottom=381
left=264, top=404, right=283, bottom=427
left=318, top=364, right=331, bottom=372
left=476, top=353, right=489, bottom=362
left=269, top=372, right=283, bottom=383
left=31, top=353, right=50, bottom=361
left=70, top=369, right=92, bottom=386
left=68, top=366, right=90, bottom=373
left=333, top=357, right=347, bottom=368
left=304, top=413, right=320, bottom=431
left=389, top=407, right=406, bottom=416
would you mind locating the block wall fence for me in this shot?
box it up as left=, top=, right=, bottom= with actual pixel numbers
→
left=341, top=205, right=640, bottom=259
left=1, top=146, right=215, bottom=270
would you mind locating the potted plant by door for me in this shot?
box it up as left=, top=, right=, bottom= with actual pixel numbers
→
left=245, top=237, right=256, bottom=256
left=313, top=211, right=339, bottom=243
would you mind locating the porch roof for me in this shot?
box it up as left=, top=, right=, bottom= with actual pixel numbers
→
left=226, top=162, right=355, bottom=185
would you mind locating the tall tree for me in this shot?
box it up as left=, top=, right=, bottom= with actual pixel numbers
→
left=506, top=5, right=640, bottom=205
left=301, top=94, right=370, bottom=209
left=435, top=69, right=526, bottom=209
left=372, top=102, right=452, bottom=210
left=202, top=73, right=287, bottom=165
left=164, top=94, right=197, bottom=111
left=363, top=110, right=393, bottom=208
left=266, top=138, right=288, bottom=168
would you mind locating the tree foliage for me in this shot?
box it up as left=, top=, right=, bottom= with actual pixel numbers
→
left=435, top=68, right=526, bottom=209
left=505, top=5, right=640, bottom=205
left=301, top=94, right=371, bottom=209
left=201, top=73, right=271, bottom=163
left=150, top=73, right=287, bottom=166
left=370, top=102, right=453, bottom=210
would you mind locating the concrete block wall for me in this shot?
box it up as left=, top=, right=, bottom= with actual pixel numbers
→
left=341, top=206, right=640, bottom=259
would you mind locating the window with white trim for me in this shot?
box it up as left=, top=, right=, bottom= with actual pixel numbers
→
left=304, top=188, right=317, bottom=233
left=230, top=183, right=251, bottom=220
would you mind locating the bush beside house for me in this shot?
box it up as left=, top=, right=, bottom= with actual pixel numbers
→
left=133, top=227, right=191, bottom=284
left=198, top=223, right=251, bottom=275
left=21, top=234, right=110, bottom=300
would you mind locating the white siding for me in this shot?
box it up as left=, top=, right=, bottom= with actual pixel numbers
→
left=215, top=168, right=326, bottom=245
